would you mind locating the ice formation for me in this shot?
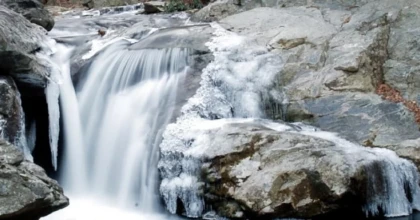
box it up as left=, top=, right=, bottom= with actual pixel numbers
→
left=159, top=23, right=285, bottom=217
left=15, top=88, right=33, bottom=161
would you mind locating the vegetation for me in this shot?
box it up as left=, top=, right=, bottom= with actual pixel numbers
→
left=164, top=0, right=206, bottom=12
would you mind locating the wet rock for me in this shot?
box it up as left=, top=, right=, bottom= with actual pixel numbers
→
left=384, top=6, right=420, bottom=103
left=82, top=0, right=94, bottom=9
left=0, top=6, right=51, bottom=87
left=0, top=0, right=55, bottom=31
left=288, top=93, right=420, bottom=148
left=217, top=4, right=420, bottom=160
left=219, top=7, right=337, bottom=47
left=191, top=0, right=379, bottom=22
left=0, top=76, right=25, bottom=148
left=144, top=1, right=165, bottom=14
left=192, top=120, right=420, bottom=218
left=191, top=0, right=240, bottom=22
left=0, top=140, right=69, bottom=219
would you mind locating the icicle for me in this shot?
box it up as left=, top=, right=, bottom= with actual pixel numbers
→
left=45, top=61, right=62, bottom=171
left=27, top=120, right=37, bottom=153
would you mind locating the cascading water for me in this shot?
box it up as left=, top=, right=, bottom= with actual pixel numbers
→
left=45, top=35, right=189, bottom=219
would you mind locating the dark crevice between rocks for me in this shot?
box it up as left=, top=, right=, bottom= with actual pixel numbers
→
left=17, top=83, right=62, bottom=179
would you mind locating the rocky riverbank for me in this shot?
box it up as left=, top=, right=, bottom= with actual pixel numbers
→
left=2, top=0, right=420, bottom=219
left=0, top=0, right=68, bottom=219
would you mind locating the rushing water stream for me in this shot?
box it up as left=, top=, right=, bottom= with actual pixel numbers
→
left=43, top=10, right=190, bottom=219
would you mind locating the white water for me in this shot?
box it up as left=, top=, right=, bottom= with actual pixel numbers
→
left=53, top=44, right=89, bottom=193
left=45, top=37, right=189, bottom=219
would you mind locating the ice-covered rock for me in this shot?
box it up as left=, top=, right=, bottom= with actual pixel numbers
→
left=161, top=118, right=420, bottom=219
left=0, top=76, right=32, bottom=160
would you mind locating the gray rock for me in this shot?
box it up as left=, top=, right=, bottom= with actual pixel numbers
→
left=287, top=93, right=420, bottom=147
left=82, top=0, right=94, bottom=9
left=0, top=6, right=51, bottom=87
left=189, top=120, right=420, bottom=218
left=0, top=140, right=69, bottom=219
left=191, top=0, right=241, bottom=22
left=191, top=0, right=380, bottom=22
left=384, top=5, right=420, bottom=103
left=0, top=76, right=25, bottom=148
left=0, top=0, right=55, bottom=31
left=144, top=1, right=165, bottom=14
left=219, top=7, right=337, bottom=47
left=209, top=1, right=420, bottom=176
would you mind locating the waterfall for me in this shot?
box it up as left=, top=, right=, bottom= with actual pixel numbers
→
left=46, top=37, right=189, bottom=219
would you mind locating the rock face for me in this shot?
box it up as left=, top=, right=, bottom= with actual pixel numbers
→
left=0, top=140, right=69, bottom=219
left=214, top=1, right=420, bottom=168
left=191, top=0, right=240, bottom=22
left=161, top=119, right=420, bottom=219
left=0, top=6, right=51, bottom=87
left=0, top=76, right=25, bottom=150
left=0, top=0, right=55, bottom=31
left=143, top=1, right=165, bottom=14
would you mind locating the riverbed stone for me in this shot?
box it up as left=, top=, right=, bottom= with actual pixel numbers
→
left=0, top=0, right=55, bottom=31
left=195, top=121, right=419, bottom=218
left=0, top=6, right=51, bottom=87
left=0, top=140, right=69, bottom=219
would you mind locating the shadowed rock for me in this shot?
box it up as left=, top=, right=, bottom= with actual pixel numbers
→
left=0, top=0, right=54, bottom=31
left=0, top=140, right=68, bottom=220
left=0, top=6, right=51, bottom=87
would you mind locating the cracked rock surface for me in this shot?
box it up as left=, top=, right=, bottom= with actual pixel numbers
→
left=194, top=0, right=420, bottom=168
left=0, top=140, right=68, bottom=220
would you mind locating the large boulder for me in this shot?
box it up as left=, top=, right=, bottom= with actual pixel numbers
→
left=0, top=0, right=54, bottom=31
left=160, top=119, right=420, bottom=218
left=191, top=0, right=241, bottom=22
left=0, top=140, right=69, bottom=219
left=0, top=6, right=51, bottom=88
left=214, top=3, right=420, bottom=167
left=143, top=1, right=164, bottom=14
left=191, top=0, right=379, bottom=22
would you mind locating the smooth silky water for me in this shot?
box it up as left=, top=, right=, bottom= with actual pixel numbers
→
left=44, top=27, right=188, bottom=219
